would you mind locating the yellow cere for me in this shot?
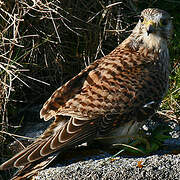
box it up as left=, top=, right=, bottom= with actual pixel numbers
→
left=143, top=19, right=156, bottom=27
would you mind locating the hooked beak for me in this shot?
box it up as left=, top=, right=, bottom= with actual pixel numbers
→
left=144, top=20, right=156, bottom=36
left=147, top=25, right=155, bottom=35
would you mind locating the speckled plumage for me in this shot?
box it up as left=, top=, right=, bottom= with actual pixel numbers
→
left=0, top=8, right=173, bottom=171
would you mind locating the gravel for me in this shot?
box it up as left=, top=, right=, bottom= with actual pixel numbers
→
left=35, top=153, right=180, bottom=180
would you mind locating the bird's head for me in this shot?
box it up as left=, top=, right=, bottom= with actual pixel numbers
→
left=140, top=8, right=173, bottom=40
left=132, top=8, right=173, bottom=50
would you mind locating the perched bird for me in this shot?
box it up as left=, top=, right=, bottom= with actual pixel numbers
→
left=0, top=8, right=173, bottom=171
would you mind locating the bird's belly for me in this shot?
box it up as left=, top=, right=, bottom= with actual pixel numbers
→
left=96, top=120, right=144, bottom=145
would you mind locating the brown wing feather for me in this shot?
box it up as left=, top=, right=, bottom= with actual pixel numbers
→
left=40, top=59, right=101, bottom=121
left=0, top=116, right=98, bottom=170
left=40, top=46, right=164, bottom=122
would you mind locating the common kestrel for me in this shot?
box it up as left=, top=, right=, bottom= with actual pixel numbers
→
left=0, top=8, right=173, bottom=170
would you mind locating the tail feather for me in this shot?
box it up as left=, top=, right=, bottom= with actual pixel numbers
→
left=0, top=142, right=41, bottom=170
left=11, top=152, right=60, bottom=180
left=0, top=117, right=98, bottom=170
left=14, top=143, right=42, bottom=167
left=28, top=141, right=49, bottom=162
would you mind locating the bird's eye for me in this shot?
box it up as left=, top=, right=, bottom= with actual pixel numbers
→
left=161, top=19, right=168, bottom=26
left=140, top=16, right=144, bottom=22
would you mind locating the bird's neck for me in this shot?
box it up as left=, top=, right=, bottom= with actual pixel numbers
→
left=118, top=31, right=170, bottom=80
left=120, top=32, right=169, bottom=64
left=123, top=32, right=167, bottom=51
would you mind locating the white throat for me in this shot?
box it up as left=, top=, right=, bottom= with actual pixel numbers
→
left=142, top=33, right=168, bottom=52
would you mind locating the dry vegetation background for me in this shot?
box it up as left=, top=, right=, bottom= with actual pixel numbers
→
left=0, top=0, right=179, bottom=177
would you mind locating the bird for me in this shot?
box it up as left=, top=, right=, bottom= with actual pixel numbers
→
left=0, top=8, right=173, bottom=171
